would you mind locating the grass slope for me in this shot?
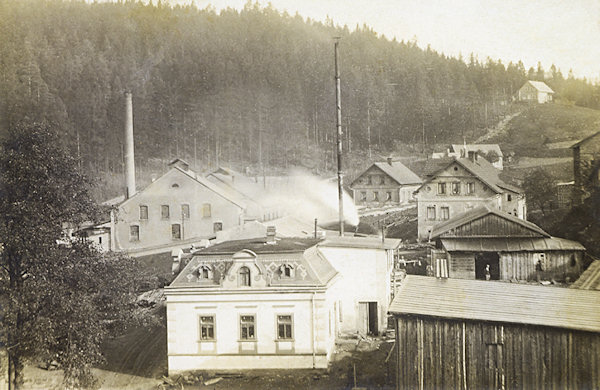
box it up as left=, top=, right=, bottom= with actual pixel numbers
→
left=496, top=103, right=600, bottom=157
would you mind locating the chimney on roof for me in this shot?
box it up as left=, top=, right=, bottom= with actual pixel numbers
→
left=266, top=226, right=277, bottom=245
left=387, top=157, right=393, bottom=166
left=124, top=92, right=136, bottom=199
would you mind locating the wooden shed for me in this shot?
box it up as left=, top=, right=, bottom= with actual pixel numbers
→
left=430, top=206, right=585, bottom=282
left=389, top=275, right=600, bottom=390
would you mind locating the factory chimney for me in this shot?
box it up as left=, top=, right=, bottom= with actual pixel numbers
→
left=124, top=92, right=136, bottom=198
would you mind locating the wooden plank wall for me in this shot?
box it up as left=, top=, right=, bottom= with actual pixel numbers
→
left=395, top=316, right=600, bottom=390
left=448, top=252, right=475, bottom=279
left=500, top=251, right=583, bottom=282
left=442, top=214, right=541, bottom=238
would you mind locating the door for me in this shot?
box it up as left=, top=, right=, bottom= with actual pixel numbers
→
left=368, top=302, right=378, bottom=335
left=475, top=252, right=500, bottom=280
left=358, top=302, right=378, bottom=335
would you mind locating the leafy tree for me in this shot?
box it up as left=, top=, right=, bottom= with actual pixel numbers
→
left=522, top=167, right=557, bottom=216
left=0, top=122, right=147, bottom=389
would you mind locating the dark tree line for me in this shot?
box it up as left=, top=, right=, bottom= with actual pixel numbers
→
left=2, top=0, right=599, bottom=188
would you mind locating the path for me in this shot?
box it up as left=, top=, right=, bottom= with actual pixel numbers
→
left=474, top=111, right=522, bottom=143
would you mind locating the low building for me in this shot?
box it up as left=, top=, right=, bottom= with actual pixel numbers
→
left=165, top=237, right=338, bottom=372
left=429, top=206, right=585, bottom=282
left=317, top=235, right=400, bottom=336
left=414, top=155, right=525, bottom=241
left=389, top=275, right=600, bottom=390
left=449, top=144, right=504, bottom=170
left=350, top=158, right=422, bottom=207
left=518, top=80, right=555, bottom=103
left=76, top=221, right=111, bottom=252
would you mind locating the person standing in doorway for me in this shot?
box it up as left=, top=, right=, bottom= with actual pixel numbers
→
left=485, top=264, right=491, bottom=280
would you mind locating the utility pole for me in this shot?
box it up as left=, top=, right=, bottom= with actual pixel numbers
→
left=334, top=38, right=344, bottom=236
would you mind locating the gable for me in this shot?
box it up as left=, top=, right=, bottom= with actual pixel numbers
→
left=415, top=161, right=496, bottom=195
left=351, top=165, right=400, bottom=187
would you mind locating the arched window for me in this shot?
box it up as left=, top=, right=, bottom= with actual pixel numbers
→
left=198, top=265, right=212, bottom=279
left=280, top=264, right=294, bottom=278
left=239, top=266, right=251, bottom=287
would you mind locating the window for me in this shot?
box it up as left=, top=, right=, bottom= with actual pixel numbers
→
left=281, top=264, right=294, bottom=278
left=452, top=182, right=461, bottom=195
left=467, top=182, right=475, bottom=194
left=199, top=316, right=215, bottom=340
left=98, top=237, right=102, bottom=244
left=360, top=191, right=367, bottom=202
left=367, top=175, right=372, bottom=185
left=386, top=191, right=392, bottom=201
left=437, top=182, right=446, bottom=195
left=373, top=191, right=379, bottom=201
left=379, top=175, right=385, bottom=185
left=239, top=266, right=251, bottom=287
left=440, top=206, right=450, bottom=220
left=130, top=225, right=139, bottom=241
left=161, top=205, right=170, bottom=219
left=507, top=194, right=512, bottom=202
left=213, top=222, right=223, bottom=233
left=427, top=206, right=436, bottom=220
left=198, top=265, right=212, bottom=279
left=181, top=204, right=190, bottom=219
left=202, top=203, right=211, bottom=218
left=240, top=315, right=255, bottom=340
left=139, top=205, right=148, bottom=220
left=171, top=223, right=181, bottom=239
left=277, top=315, right=293, bottom=340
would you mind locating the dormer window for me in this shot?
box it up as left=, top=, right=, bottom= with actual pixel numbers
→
left=281, top=264, right=294, bottom=278
left=198, top=265, right=213, bottom=279
left=239, top=266, right=251, bottom=287
left=171, top=183, right=179, bottom=188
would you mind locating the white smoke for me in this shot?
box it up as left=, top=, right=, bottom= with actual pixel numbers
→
left=259, top=170, right=359, bottom=227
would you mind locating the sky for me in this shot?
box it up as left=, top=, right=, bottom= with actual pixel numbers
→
left=176, top=0, right=600, bottom=81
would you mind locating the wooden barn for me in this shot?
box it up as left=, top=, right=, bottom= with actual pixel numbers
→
left=389, top=275, right=600, bottom=390
left=429, top=206, right=585, bottom=282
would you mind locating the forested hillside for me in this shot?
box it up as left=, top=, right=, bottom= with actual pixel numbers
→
left=2, top=0, right=599, bottom=186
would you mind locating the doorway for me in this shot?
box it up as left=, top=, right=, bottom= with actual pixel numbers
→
left=359, top=302, right=378, bottom=335
left=475, top=252, right=500, bottom=280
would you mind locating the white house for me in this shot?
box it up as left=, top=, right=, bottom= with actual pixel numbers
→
left=518, top=80, right=554, bottom=103
left=165, top=237, right=339, bottom=373
left=317, top=236, right=400, bottom=336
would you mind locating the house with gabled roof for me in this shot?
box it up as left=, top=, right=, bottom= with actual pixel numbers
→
left=110, top=159, right=264, bottom=255
left=571, top=130, right=600, bottom=205
left=429, top=205, right=585, bottom=282
left=389, top=275, right=600, bottom=390
left=350, top=158, right=422, bottom=207
left=414, top=155, right=526, bottom=241
left=518, top=80, right=555, bottom=103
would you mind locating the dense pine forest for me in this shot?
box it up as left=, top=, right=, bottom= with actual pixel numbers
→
left=2, top=0, right=600, bottom=187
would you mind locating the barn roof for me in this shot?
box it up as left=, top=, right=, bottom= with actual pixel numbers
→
left=430, top=206, right=549, bottom=239
left=389, top=275, right=600, bottom=333
left=571, top=260, right=600, bottom=290
left=524, top=80, right=555, bottom=94
left=440, top=237, right=585, bottom=252
left=351, top=160, right=422, bottom=187
left=570, top=131, right=600, bottom=149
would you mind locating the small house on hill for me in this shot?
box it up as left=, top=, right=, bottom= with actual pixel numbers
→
left=571, top=130, right=600, bottom=205
left=518, top=80, right=554, bottom=103
left=414, top=155, right=525, bottom=241
left=389, top=275, right=600, bottom=390
left=350, top=158, right=422, bottom=207
left=450, top=144, right=504, bottom=169
left=429, top=206, right=585, bottom=282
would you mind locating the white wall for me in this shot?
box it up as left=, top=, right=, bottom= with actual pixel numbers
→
left=318, top=246, right=392, bottom=335
left=166, top=289, right=336, bottom=373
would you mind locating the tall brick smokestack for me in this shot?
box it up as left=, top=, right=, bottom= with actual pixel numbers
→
left=124, top=92, right=136, bottom=198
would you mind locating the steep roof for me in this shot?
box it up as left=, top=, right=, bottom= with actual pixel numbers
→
left=450, top=144, right=503, bottom=157
left=389, top=275, right=600, bottom=333
left=169, top=243, right=338, bottom=288
left=351, top=160, right=422, bottom=187
left=524, top=80, right=555, bottom=94
left=194, top=237, right=323, bottom=255
left=570, top=131, right=600, bottom=149
left=430, top=206, right=549, bottom=239
left=415, top=157, right=521, bottom=194
left=571, top=260, right=600, bottom=290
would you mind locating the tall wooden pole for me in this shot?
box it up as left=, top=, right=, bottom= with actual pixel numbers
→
left=334, top=39, right=344, bottom=236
